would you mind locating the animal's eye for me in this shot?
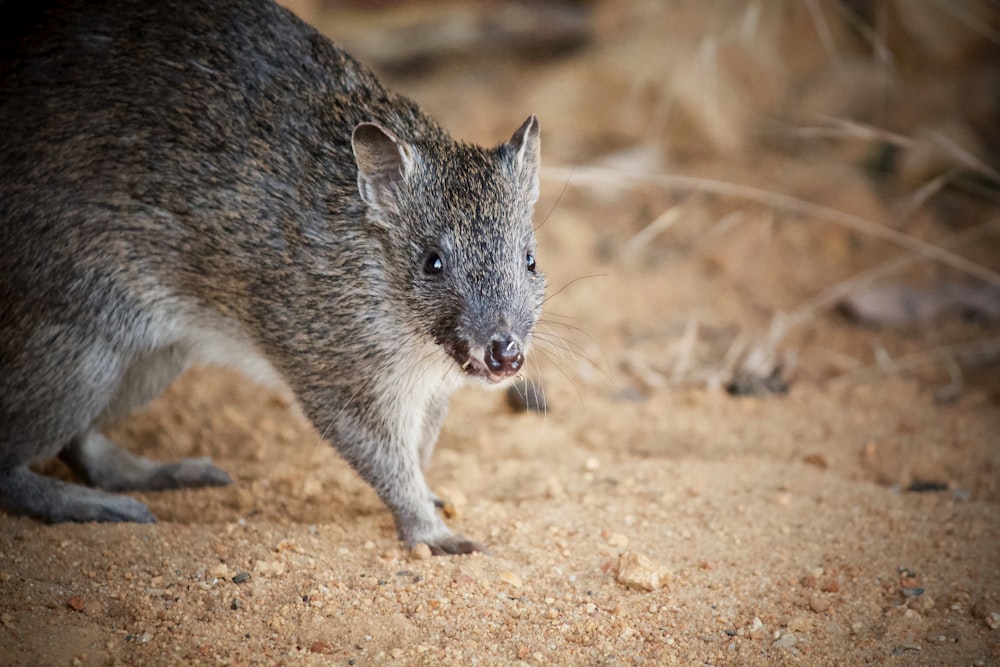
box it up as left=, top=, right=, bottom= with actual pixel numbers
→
left=526, top=253, right=537, bottom=273
left=424, top=251, right=444, bottom=275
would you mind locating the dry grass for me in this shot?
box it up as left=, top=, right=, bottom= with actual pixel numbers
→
left=536, top=0, right=1000, bottom=392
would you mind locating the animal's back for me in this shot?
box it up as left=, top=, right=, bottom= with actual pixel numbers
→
left=0, top=0, right=434, bottom=451
left=1, top=0, right=442, bottom=267
left=0, top=0, right=446, bottom=365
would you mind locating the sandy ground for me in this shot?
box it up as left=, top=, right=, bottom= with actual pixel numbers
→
left=2, top=1, right=999, bottom=665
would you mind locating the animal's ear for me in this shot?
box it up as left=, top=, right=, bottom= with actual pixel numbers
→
left=352, top=122, right=415, bottom=208
left=507, top=115, right=540, bottom=204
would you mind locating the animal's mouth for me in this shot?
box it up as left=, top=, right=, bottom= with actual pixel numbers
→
left=460, top=356, right=507, bottom=384
left=443, top=340, right=523, bottom=385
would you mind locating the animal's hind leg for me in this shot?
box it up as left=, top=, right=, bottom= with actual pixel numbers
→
left=60, top=431, right=232, bottom=492
left=0, top=323, right=158, bottom=522
left=0, top=465, right=156, bottom=523
left=58, top=342, right=233, bottom=493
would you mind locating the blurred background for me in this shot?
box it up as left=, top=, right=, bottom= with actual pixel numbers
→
left=281, top=0, right=999, bottom=400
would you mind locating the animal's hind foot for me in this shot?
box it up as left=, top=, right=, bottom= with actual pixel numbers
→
left=61, top=432, right=232, bottom=493
left=0, top=467, right=157, bottom=523
left=424, top=534, right=489, bottom=556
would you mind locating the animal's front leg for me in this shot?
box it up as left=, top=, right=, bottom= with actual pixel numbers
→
left=417, top=394, right=449, bottom=471
left=417, top=395, right=450, bottom=510
left=374, top=436, right=485, bottom=555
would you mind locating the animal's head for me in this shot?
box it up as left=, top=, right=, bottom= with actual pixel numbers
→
left=353, top=116, right=546, bottom=385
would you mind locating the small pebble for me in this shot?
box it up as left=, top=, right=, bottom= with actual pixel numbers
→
left=545, top=476, right=565, bottom=500
left=774, top=632, right=798, bottom=649
left=892, top=645, right=920, bottom=655
left=275, top=539, right=298, bottom=553
left=787, top=616, right=813, bottom=633
left=410, top=543, right=432, bottom=560
left=254, top=560, right=285, bottom=577
left=499, top=571, right=523, bottom=588
left=748, top=617, right=768, bottom=640
left=66, top=596, right=85, bottom=613
left=802, top=453, right=828, bottom=469
left=808, top=593, right=830, bottom=613
left=309, top=641, right=335, bottom=654
left=232, top=571, right=251, bottom=584
left=906, top=481, right=947, bottom=493
left=971, top=598, right=993, bottom=619
left=616, top=551, right=668, bottom=591
left=607, top=533, right=629, bottom=548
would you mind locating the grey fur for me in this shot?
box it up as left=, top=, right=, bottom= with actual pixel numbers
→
left=0, top=0, right=545, bottom=554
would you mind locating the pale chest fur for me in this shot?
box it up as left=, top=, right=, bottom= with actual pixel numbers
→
left=374, top=340, right=464, bottom=449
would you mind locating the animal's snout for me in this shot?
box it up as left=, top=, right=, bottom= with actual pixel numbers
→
left=486, top=337, right=524, bottom=376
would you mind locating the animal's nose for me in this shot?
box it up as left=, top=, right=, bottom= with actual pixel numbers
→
left=486, top=337, right=524, bottom=376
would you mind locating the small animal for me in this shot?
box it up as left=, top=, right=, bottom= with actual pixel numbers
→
left=0, top=0, right=545, bottom=554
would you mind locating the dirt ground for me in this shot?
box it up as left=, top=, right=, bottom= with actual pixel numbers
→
left=2, top=1, right=999, bottom=665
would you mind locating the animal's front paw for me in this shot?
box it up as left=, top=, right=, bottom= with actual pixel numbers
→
left=400, top=517, right=490, bottom=556
left=423, top=534, right=490, bottom=556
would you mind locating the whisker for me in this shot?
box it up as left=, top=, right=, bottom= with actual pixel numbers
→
left=535, top=310, right=583, bottom=322
left=535, top=333, right=611, bottom=385
left=534, top=322, right=612, bottom=379
left=535, top=163, right=574, bottom=233
left=537, top=317, right=601, bottom=341
left=532, top=342, right=587, bottom=405
left=543, top=274, right=608, bottom=305
left=532, top=330, right=593, bottom=366
left=526, top=354, right=548, bottom=421
left=313, top=383, right=367, bottom=452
